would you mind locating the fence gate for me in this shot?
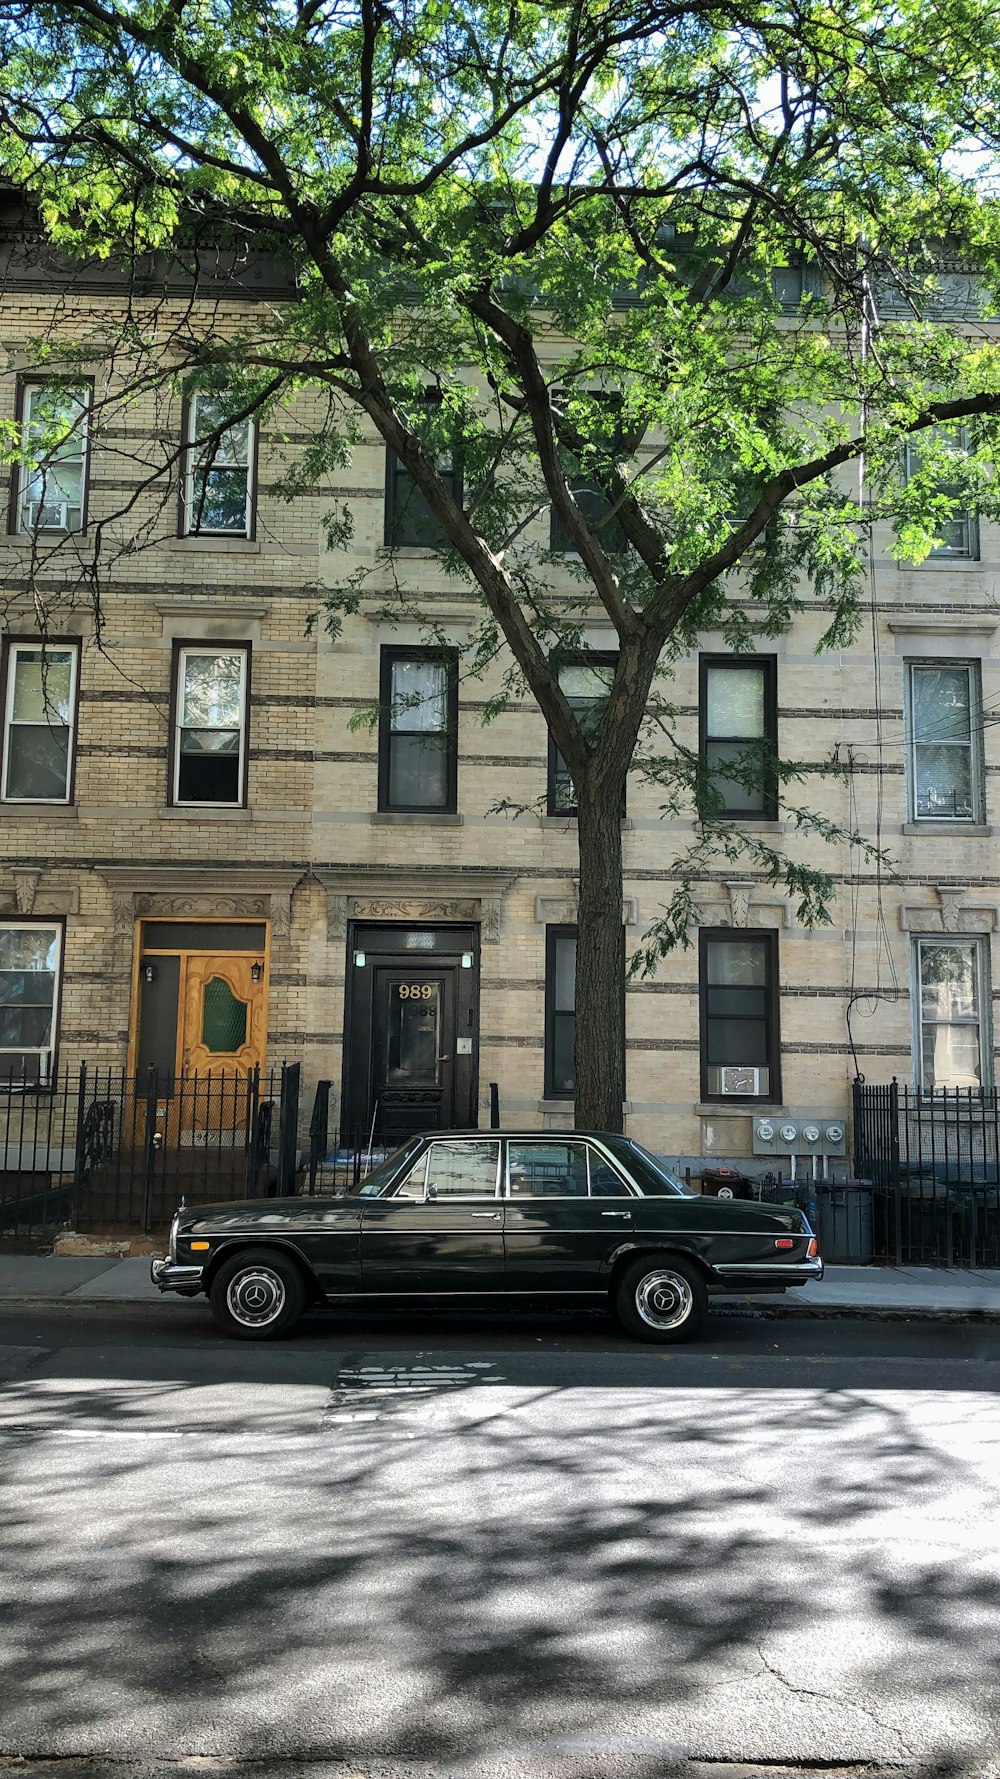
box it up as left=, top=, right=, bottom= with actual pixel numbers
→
left=72, top=1064, right=279, bottom=1233
left=853, top=1079, right=1000, bottom=1266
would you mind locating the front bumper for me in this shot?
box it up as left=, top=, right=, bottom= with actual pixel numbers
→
left=150, top=1257, right=205, bottom=1295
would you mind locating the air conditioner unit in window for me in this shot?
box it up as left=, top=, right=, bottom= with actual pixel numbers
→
left=717, top=1066, right=763, bottom=1096
left=22, top=501, right=78, bottom=532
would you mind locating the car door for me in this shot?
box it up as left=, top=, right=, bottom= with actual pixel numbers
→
left=502, top=1139, right=635, bottom=1290
left=360, top=1136, right=505, bottom=1293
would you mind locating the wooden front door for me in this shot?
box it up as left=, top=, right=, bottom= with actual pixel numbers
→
left=180, top=954, right=266, bottom=1079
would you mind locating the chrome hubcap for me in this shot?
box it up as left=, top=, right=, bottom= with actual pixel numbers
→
left=227, top=1267, right=286, bottom=1328
left=635, top=1269, right=693, bottom=1330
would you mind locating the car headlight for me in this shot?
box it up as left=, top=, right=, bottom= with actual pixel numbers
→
left=169, top=1211, right=180, bottom=1261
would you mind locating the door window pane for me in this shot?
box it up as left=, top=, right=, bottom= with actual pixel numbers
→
left=17, top=384, right=89, bottom=533
left=3, top=645, right=77, bottom=802
left=424, top=1139, right=500, bottom=1198
left=184, top=393, right=253, bottom=536
left=386, top=981, right=441, bottom=1085
left=0, top=924, right=61, bottom=1081
left=908, top=663, right=981, bottom=822
left=508, top=1141, right=590, bottom=1197
left=201, top=977, right=249, bottom=1053
left=917, top=940, right=986, bottom=1090
left=174, top=648, right=248, bottom=805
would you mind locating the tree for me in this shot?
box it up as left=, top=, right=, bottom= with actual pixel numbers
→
left=3, top=0, right=1000, bottom=1128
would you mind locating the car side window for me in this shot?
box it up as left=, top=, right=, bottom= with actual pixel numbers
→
left=507, top=1141, right=590, bottom=1198
left=390, top=1153, right=429, bottom=1199
left=424, top=1139, right=501, bottom=1199
left=588, top=1152, right=634, bottom=1197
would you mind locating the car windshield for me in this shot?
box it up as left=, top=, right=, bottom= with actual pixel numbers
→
left=354, top=1142, right=420, bottom=1197
left=606, top=1138, right=694, bottom=1196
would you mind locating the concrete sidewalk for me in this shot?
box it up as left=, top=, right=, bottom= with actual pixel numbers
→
left=0, top=1253, right=998, bottom=1318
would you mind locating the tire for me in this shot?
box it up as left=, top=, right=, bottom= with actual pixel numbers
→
left=209, top=1246, right=307, bottom=1341
left=614, top=1254, right=708, bottom=1345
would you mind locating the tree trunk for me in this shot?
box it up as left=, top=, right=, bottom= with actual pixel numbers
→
left=573, top=776, right=627, bottom=1132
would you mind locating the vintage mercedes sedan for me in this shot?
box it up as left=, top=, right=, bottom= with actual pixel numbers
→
left=151, top=1130, right=823, bottom=1343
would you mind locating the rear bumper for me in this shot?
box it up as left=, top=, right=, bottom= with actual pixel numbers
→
left=711, top=1258, right=825, bottom=1287
left=150, top=1257, right=205, bottom=1295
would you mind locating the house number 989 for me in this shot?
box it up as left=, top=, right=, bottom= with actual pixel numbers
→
left=398, top=983, right=435, bottom=999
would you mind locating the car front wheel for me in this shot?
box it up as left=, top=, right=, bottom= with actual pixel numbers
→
left=209, top=1246, right=307, bottom=1341
left=615, top=1255, right=707, bottom=1344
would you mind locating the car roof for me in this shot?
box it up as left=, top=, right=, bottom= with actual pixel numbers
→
left=405, top=1129, right=629, bottom=1141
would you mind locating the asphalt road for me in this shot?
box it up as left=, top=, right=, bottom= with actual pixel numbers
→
left=1, top=1298, right=999, bottom=1779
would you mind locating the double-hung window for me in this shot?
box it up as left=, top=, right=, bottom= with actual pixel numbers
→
left=0, top=923, right=62, bottom=1083
left=384, top=395, right=461, bottom=549
left=548, top=655, right=616, bottom=816
left=13, top=382, right=90, bottom=534
left=699, top=656, right=777, bottom=820
left=182, top=393, right=255, bottom=537
left=906, top=661, right=983, bottom=823
left=171, top=645, right=250, bottom=807
left=549, top=399, right=627, bottom=555
left=2, top=642, right=79, bottom=803
left=915, top=937, right=989, bottom=1091
left=378, top=648, right=458, bottom=813
left=544, top=927, right=578, bottom=1098
left=700, top=930, right=780, bottom=1101
left=903, top=429, right=978, bottom=559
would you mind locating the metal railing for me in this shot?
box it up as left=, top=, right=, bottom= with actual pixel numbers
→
left=853, top=1079, right=1000, bottom=1266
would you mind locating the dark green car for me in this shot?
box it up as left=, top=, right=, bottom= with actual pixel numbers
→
left=151, top=1130, right=823, bottom=1343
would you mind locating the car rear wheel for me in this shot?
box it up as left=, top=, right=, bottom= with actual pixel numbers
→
left=615, top=1255, right=707, bottom=1344
left=209, top=1247, right=307, bottom=1341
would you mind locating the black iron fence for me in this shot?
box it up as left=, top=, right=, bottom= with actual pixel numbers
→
left=853, top=1079, right=1000, bottom=1267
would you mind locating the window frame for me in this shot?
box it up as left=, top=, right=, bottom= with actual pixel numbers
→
left=0, top=637, right=81, bottom=806
left=699, top=927, right=782, bottom=1104
left=179, top=392, right=258, bottom=540
left=698, top=654, right=778, bottom=822
left=544, top=924, right=578, bottom=1100
left=547, top=651, right=617, bottom=817
left=547, top=392, right=628, bottom=555
left=9, top=376, right=93, bottom=537
left=913, top=935, right=991, bottom=1093
left=383, top=397, right=463, bottom=549
left=377, top=645, right=459, bottom=814
left=0, top=917, right=65, bottom=1086
left=168, top=640, right=251, bottom=810
left=903, top=429, right=979, bottom=560
left=904, top=659, right=984, bottom=826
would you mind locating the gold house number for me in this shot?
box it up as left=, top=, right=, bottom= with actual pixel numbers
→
left=398, top=982, right=435, bottom=1000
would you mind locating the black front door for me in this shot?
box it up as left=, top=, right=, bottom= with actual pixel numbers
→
left=344, top=924, right=479, bottom=1146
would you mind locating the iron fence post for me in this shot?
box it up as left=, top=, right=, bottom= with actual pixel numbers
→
left=277, top=1061, right=300, bottom=1195
left=70, top=1061, right=89, bottom=1231
left=141, top=1065, right=158, bottom=1234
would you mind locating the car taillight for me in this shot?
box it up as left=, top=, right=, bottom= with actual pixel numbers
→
left=807, top=1238, right=819, bottom=1258
left=774, top=1238, right=794, bottom=1250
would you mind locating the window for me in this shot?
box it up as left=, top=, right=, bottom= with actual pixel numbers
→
left=915, top=938, right=989, bottom=1091
left=906, top=662, right=983, bottom=823
left=384, top=411, right=461, bottom=548
left=424, top=1139, right=501, bottom=1198
left=699, top=656, right=777, bottom=820
left=700, top=930, right=780, bottom=1101
left=2, top=642, right=79, bottom=803
left=378, top=648, right=458, bottom=813
left=0, top=923, right=62, bottom=1083
left=171, top=645, right=249, bottom=807
left=548, top=655, right=615, bottom=816
left=508, top=1140, right=590, bottom=1197
left=545, top=926, right=577, bottom=1098
left=549, top=433, right=627, bottom=552
left=182, top=392, right=255, bottom=537
left=12, top=382, right=90, bottom=534
left=903, top=429, right=978, bottom=559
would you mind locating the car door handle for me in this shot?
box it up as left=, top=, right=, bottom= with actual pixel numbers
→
left=470, top=1211, right=501, bottom=1220
left=601, top=1210, right=631, bottom=1218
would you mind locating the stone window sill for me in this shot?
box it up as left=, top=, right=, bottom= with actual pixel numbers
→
left=902, top=822, right=992, bottom=837
left=693, top=818, right=783, bottom=834
left=3, top=531, right=84, bottom=547
left=542, top=815, right=634, bottom=831
left=158, top=805, right=253, bottom=821
left=536, top=1099, right=634, bottom=1116
left=697, top=1101, right=783, bottom=1116
left=0, top=801, right=78, bottom=818
left=173, top=535, right=260, bottom=553
left=371, top=811, right=463, bottom=826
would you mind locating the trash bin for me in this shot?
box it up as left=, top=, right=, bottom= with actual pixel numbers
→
left=700, top=1166, right=753, bottom=1201
left=815, top=1183, right=874, bottom=1263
